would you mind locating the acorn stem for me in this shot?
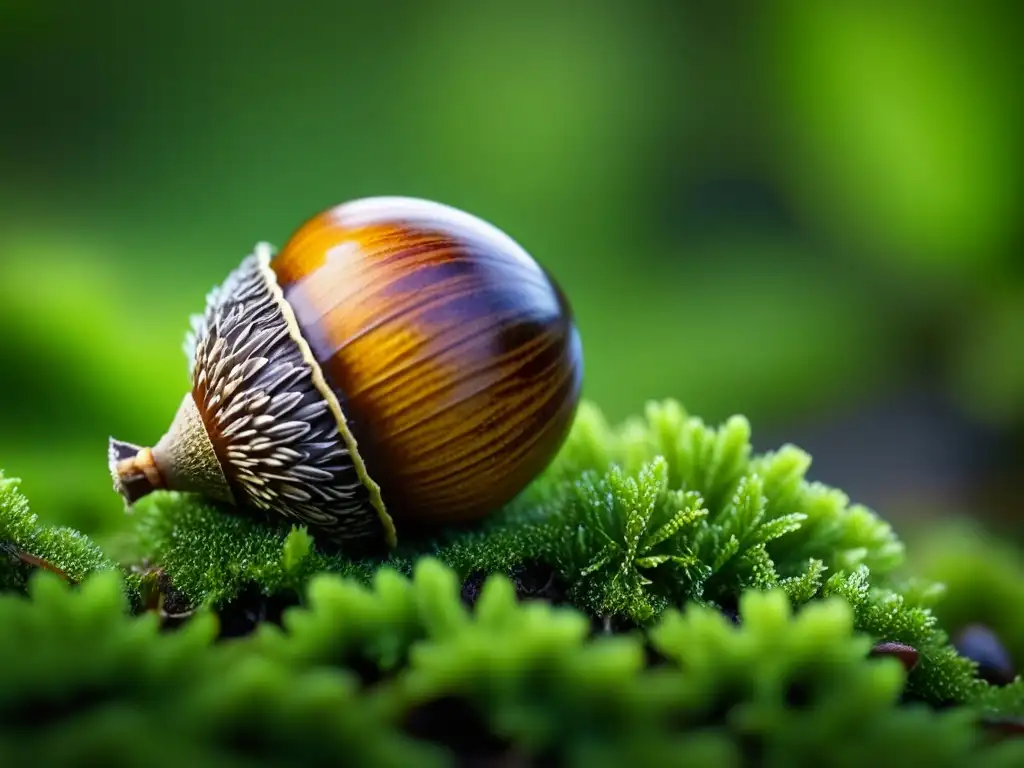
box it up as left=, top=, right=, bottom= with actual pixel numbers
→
left=109, top=393, right=236, bottom=509
left=108, top=439, right=165, bottom=505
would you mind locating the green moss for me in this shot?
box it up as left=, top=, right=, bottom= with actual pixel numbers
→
left=133, top=400, right=984, bottom=704
left=820, top=566, right=983, bottom=704
left=4, top=563, right=1024, bottom=767
left=645, top=589, right=1022, bottom=768
left=138, top=400, right=903, bottom=613
left=0, top=569, right=443, bottom=767
left=0, top=472, right=127, bottom=592
left=4, top=398, right=1024, bottom=762
left=131, top=492, right=370, bottom=606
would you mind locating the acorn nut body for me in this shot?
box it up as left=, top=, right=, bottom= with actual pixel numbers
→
left=109, top=196, right=584, bottom=547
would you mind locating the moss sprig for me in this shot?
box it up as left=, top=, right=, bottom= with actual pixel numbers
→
left=538, top=401, right=904, bottom=623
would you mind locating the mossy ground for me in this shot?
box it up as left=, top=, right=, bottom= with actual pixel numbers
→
left=3, top=399, right=1024, bottom=766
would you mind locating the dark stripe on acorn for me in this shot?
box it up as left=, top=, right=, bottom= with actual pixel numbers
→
left=109, top=196, right=583, bottom=548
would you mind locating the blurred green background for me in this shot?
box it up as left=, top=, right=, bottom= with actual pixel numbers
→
left=1, top=0, right=1021, bottom=545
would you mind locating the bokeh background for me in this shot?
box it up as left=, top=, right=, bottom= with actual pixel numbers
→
left=1, top=1, right=1021, bottom=549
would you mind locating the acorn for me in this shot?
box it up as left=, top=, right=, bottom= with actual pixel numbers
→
left=108, top=196, right=584, bottom=548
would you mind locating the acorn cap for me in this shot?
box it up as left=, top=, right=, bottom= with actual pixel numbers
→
left=109, top=244, right=396, bottom=547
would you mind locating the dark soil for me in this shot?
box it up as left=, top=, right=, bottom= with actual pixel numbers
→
left=460, top=560, right=572, bottom=609
left=402, top=694, right=554, bottom=768
left=214, top=583, right=300, bottom=640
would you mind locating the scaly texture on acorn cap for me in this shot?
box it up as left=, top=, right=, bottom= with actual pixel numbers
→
left=111, top=243, right=396, bottom=548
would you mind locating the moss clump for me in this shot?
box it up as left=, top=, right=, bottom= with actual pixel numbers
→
left=3, top=562, right=1024, bottom=767
left=129, top=400, right=990, bottom=706
left=0, top=473, right=126, bottom=592
left=132, top=493, right=372, bottom=607
left=0, top=569, right=444, bottom=767
left=137, top=401, right=906, bottom=616
left=3, top=397, right=1024, bottom=763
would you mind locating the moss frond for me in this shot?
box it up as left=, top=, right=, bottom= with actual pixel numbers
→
left=177, top=655, right=447, bottom=768
left=250, top=559, right=463, bottom=677
left=905, top=521, right=1024, bottom=716
left=539, top=400, right=904, bottom=622
left=821, top=567, right=982, bottom=703
left=0, top=569, right=218, bottom=764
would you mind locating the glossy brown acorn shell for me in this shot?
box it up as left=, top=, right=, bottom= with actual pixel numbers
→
left=269, top=198, right=583, bottom=530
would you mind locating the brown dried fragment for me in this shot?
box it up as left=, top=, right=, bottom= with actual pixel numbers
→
left=980, top=717, right=1024, bottom=741
left=870, top=641, right=920, bottom=673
